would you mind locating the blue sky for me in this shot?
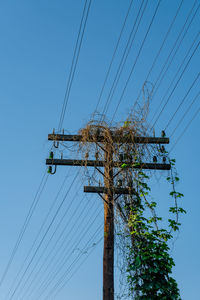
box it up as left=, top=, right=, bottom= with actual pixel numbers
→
left=0, top=0, right=200, bottom=299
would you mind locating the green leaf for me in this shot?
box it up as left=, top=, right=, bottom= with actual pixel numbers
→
left=170, top=159, right=176, bottom=163
left=176, top=192, right=184, bottom=198
left=170, top=191, right=176, bottom=196
left=121, top=163, right=128, bottom=168
left=135, top=256, right=141, bottom=267
left=178, top=207, right=186, bottom=214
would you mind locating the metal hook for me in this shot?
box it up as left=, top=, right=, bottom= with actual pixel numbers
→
left=53, top=141, right=59, bottom=148
left=47, top=165, right=57, bottom=175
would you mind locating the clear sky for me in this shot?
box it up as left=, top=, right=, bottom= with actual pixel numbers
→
left=0, top=0, right=199, bottom=299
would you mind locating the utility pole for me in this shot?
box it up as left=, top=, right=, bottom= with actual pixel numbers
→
left=103, top=134, right=114, bottom=300
left=46, top=130, right=170, bottom=300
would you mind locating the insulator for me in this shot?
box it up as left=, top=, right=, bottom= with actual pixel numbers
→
left=49, top=151, right=54, bottom=159
left=153, top=156, right=157, bottom=163
left=161, top=130, right=166, bottom=137
left=61, top=153, right=63, bottom=159
left=163, top=156, right=166, bottom=163
left=85, top=152, right=89, bottom=159
left=47, top=166, right=52, bottom=174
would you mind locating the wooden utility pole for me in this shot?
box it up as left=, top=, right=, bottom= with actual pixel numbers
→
left=103, top=137, right=114, bottom=300
left=46, top=131, right=170, bottom=300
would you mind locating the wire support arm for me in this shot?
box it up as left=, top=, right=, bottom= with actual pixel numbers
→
left=48, top=134, right=169, bottom=144
left=84, top=186, right=139, bottom=195
left=46, top=159, right=171, bottom=170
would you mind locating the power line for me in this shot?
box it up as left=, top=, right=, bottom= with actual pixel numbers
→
left=165, top=70, right=200, bottom=130
left=52, top=228, right=103, bottom=300
left=100, top=0, right=147, bottom=118
left=151, top=37, right=200, bottom=129
left=35, top=204, right=101, bottom=299
left=132, top=0, right=184, bottom=109
left=7, top=2, right=92, bottom=291
left=149, top=30, right=200, bottom=128
left=149, top=0, right=199, bottom=109
left=8, top=171, right=79, bottom=300
left=170, top=89, right=200, bottom=138
left=111, top=0, right=162, bottom=123
left=170, top=106, right=200, bottom=152
left=36, top=207, right=103, bottom=299
left=20, top=193, right=94, bottom=300
left=19, top=189, right=91, bottom=299
left=58, top=0, right=92, bottom=131
left=5, top=168, right=73, bottom=299
left=94, top=0, right=134, bottom=112
left=1, top=1, right=92, bottom=295
left=0, top=170, right=48, bottom=290
left=11, top=174, right=85, bottom=300
left=43, top=223, right=103, bottom=300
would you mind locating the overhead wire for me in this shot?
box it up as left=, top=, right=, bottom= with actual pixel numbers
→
left=94, top=0, right=134, bottom=112
left=0, top=0, right=93, bottom=293
left=149, top=30, right=200, bottom=126
left=35, top=205, right=103, bottom=299
left=42, top=223, right=103, bottom=300
left=55, top=236, right=103, bottom=297
left=12, top=173, right=85, bottom=300
left=132, top=0, right=184, bottom=108
left=21, top=193, right=95, bottom=300
left=0, top=170, right=49, bottom=290
left=100, top=0, right=147, bottom=119
left=149, top=1, right=200, bottom=125
left=58, top=0, right=92, bottom=131
left=151, top=37, right=200, bottom=129
left=8, top=171, right=79, bottom=300
left=51, top=227, right=103, bottom=300
left=170, top=89, right=200, bottom=138
left=2, top=1, right=93, bottom=296
left=35, top=212, right=102, bottom=300
left=153, top=2, right=199, bottom=98
left=5, top=168, right=73, bottom=299
left=110, top=0, right=162, bottom=124
left=164, top=70, right=200, bottom=130
left=40, top=193, right=139, bottom=299
left=169, top=106, right=200, bottom=152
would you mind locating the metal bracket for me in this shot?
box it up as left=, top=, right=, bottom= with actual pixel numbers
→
left=53, top=141, right=59, bottom=148
left=98, top=193, right=109, bottom=205
left=95, top=166, right=106, bottom=178
left=48, top=165, right=57, bottom=175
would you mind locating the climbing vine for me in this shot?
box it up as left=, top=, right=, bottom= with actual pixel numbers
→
left=125, top=157, right=185, bottom=299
